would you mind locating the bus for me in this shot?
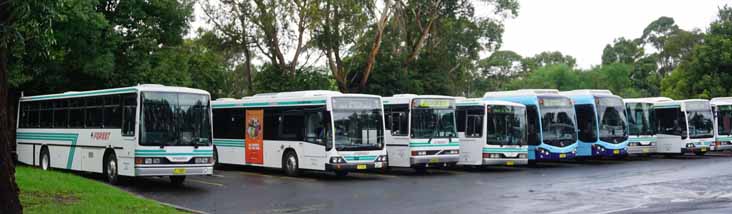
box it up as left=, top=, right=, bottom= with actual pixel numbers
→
left=211, top=91, right=387, bottom=177
left=711, top=97, right=732, bottom=151
left=654, top=99, right=714, bottom=155
left=16, top=84, right=214, bottom=185
left=483, top=89, right=578, bottom=163
left=560, top=90, right=628, bottom=158
left=455, top=99, right=528, bottom=166
left=383, top=95, right=459, bottom=172
left=623, top=97, right=672, bottom=155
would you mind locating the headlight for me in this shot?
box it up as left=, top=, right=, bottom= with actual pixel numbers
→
left=195, top=157, right=210, bottom=164
left=135, top=157, right=163, bottom=165
left=518, top=153, right=528, bottom=158
left=686, top=143, right=694, bottom=148
left=330, top=157, right=346, bottom=163
left=375, top=155, right=388, bottom=162
left=411, top=151, right=427, bottom=156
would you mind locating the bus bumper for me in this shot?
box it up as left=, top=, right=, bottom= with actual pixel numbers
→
left=135, top=164, right=213, bottom=176
left=682, top=147, right=709, bottom=154
left=592, top=145, right=628, bottom=157
left=627, top=145, right=656, bottom=154
left=411, top=154, right=460, bottom=165
left=325, top=162, right=386, bottom=172
left=482, top=158, right=528, bottom=166
left=714, top=141, right=732, bottom=151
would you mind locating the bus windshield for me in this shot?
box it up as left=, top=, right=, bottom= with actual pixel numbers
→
left=687, top=110, right=713, bottom=139
left=540, top=97, right=577, bottom=147
left=718, top=106, right=732, bottom=136
left=626, top=103, right=655, bottom=136
left=411, top=109, right=457, bottom=139
left=140, top=92, right=211, bottom=147
left=486, top=105, right=527, bottom=146
left=598, top=97, right=628, bottom=143
left=332, top=98, right=384, bottom=151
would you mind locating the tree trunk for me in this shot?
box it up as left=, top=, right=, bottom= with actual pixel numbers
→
left=359, top=0, right=392, bottom=91
left=0, top=32, right=23, bottom=213
left=243, top=44, right=254, bottom=95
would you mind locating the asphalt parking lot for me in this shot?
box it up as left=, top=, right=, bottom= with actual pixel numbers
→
left=120, top=153, right=732, bottom=214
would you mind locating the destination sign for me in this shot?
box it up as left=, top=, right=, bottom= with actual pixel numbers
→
left=332, top=97, right=381, bottom=110
left=487, top=105, right=524, bottom=114
left=541, top=98, right=571, bottom=107
left=412, top=99, right=454, bottom=109
left=685, top=101, right=710, bottom=111
left=597, top=97, right=623, bottom=106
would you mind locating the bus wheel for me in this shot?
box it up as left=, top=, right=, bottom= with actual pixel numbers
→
left=40, top=147, right=50, bottom=171
left=335, top=171, right=349, bottom=177
left=283, top=151, right=300, bottom=177
left=695, top=152, right=706, bottom=156
left=170, top=176, right=186, bottom=186
left=104, top=152, right=120, bottom=185
left=213, top=147, right=220, bottom=168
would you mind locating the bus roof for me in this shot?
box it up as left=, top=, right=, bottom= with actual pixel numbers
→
left=483, top=89, right=560, bottom=98
left=559, top=89, right=616, bottom=97
left=623, top=97, right=673, bottom=104
left=456, top=98, right=525, bottom=107
left=212, top=90, right=381, bottom=109
left=654, top=99, right=709, bottom=108
left=711, top=97, right=732, bottom=106
left=21, top=84, right=209, bottom=102
left=382, top=94, right=455, bottom=105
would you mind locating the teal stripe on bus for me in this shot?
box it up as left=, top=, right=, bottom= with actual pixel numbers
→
left=16, top=132, right=79, bottom=169
left=212, top=100, right=327, bottom=109
left=409, top=143, right=460, bottom=147
left=344, top=156, right=377, bottom=161
left=134, top=153, right=213, bottom=157
left=482, top=148, right=526, bottom=153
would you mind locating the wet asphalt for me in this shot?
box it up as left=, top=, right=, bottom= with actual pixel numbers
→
left=118, top=153, right=732, bottom=214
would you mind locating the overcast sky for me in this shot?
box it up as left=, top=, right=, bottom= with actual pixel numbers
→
left=191, top=0, right=732, bottom=69
left=496, top=0, right=732, bottom=68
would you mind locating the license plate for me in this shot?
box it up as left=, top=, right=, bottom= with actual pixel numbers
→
left=701, top=148, right=707, bottom=152
left=505, top=161, right=514, bottom=166
left=429, top=158, right=439, bottom=163
left=559, top=153, right=566, bottom=158
left=613, top=150, right=620, bottom=155
left=642, top=148, right=649, bottom=153
left=357, top=164, right=367, bottom=170
left=173, top=168, right=186, bottom=175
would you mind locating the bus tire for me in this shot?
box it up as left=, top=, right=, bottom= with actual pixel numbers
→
left=413, top=165, right=427, bottom=174
left=39, top=147, right=50, bottom=171
left=170, top=176, right=186, bottom=186
left=527, top=160, right=537, bottom=166
left=695, top=152, right=706, bottom=156
left=104, top=152, right=120, bottom=185
left=282, top=151, right=300, bottom=177
left=335, top=171, right=349, bottom=177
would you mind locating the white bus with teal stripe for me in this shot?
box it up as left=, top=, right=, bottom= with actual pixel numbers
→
left=383, top=95, right=460, bottom=172
left=15, top=84, right=214, bottom=185
left=711, top=97, right=732, bottom=151
left=211, top=91, right=387, bottom=177
left=654, top=99, right=714, bottom=155
left=455, top=99, right=528, bottom=166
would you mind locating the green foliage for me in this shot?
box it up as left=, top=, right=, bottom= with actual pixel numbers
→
left=507, top=64, right=581, bottom=90
left=253, top=64, right=336, bottom=93
left=521, top=51, right=577, bottom=72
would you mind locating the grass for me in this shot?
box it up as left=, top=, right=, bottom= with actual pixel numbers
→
left=15, top=166, right=186, bottom=214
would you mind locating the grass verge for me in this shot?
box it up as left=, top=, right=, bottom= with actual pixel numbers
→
left=16, top=166, right=186, bottom=214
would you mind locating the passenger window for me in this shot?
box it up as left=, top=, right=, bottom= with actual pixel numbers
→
left=466, top=108, right=484, bottom=138
left=122, top=93, right=137, bottom=136
left=68, top=99, right=85, bottom=128
left=39, top=101, right=53, bottom=128
left=304, top=111, right=326, bottom=145
left=85, top=97, right=104, bottom=128
left=575, top=104, right=597, bottom=142
left=53, top=100, right=68, bottom=128
left=104, top=95, right=122, bottom=128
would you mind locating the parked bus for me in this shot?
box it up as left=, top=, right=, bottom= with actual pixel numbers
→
left=16, top=84, right=214, bottom=185
left=455, top=99, right=528, bottom=166
left=483, top=89, right=578, bottom=163
left=654, top=99, right=714, bottom=155
left=560, top=90, right=628, bottom=157
left=711, top=97, right=732, bottom=151
left=211, top=91, right=387, bottom=177
left=383, top=95, right=459, bottom=172
left=623, top=97, right=672, bottom=155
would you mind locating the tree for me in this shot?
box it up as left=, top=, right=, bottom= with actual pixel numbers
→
left=601, top=37, right=643, bottom=65
left=507, top=64, right=581, bottom=90
left=522, top=51, right=576, bottom=72
left=477, top=50, right=523, bottom=90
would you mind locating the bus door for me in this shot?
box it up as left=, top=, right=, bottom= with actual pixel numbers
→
left=459, top=107, right=485, bottom=165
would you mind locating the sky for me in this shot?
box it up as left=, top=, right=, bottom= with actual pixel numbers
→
left=190, top=0, right=732, bottom=69
left=494, top=0, right=732, bottom=68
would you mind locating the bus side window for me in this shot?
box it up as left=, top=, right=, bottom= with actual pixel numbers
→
left=466, top=109, right=483, bottom=138
left=456, top=109, right=466, bottom=133
left=69, top=98, right=85, bottom=128
left=122, top=93, right=137, bottom=136
left=526, top=105, right=540, bottom=146
left=104, top=95, right=122, bottom=128
left=53, top=99, right=68, bottom=128
left=304, top=110, right=325, bottom=145
left=39, top=101, right=53, bottom=128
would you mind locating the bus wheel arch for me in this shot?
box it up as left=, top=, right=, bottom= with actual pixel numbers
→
left=103, top=149, right=120, bottom=185
left=39, top=146, right=50, bottom=170
left=282, top=148, right=300, bottom=176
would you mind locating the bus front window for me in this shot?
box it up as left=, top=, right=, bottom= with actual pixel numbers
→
left=486, top=106, right=527, bottom=146
left=332, top=98, right=384, bottom=151
left=717, top=106, right=732, bottom=136
left=141, top=92, right=211, bottom=147
left=687, top=110, right=713, bottom=139
left=598, top=97, right=628, bottom=143
left=627, top=103, right=655, bottom=136
left=411, top=108, right=457, bottom=139
left=540, top=97, right=577, bottom=147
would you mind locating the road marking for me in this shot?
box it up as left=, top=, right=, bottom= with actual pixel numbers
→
left=238, top=171, right=317, bottom=182
left=189, top=179, right=225, bottom=187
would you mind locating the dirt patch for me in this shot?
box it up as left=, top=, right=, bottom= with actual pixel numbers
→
left=23, top=191, right=80, bottom=206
